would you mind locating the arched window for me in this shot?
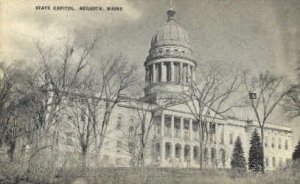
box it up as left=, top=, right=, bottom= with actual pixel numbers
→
left=184, top=145, right=190, bottom=161
left=193, top=146, right=199, bottom=160
left=219, top=149, right=226, bottom=168
left=211, top=148, right=216, bottom=163
left=165, top=142, right=171, bottom=159
left=117, top=116, right=122, bottom=130
left=175, top=144, right=181, bottom=159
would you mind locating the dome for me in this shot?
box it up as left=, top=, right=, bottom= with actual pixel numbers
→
left=150, top=10, right=190, bottom=49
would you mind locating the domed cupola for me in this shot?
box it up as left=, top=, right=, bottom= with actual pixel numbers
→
left=150, top=10, right=190, bottom=49
left=144, top=9, right=196, bottom=102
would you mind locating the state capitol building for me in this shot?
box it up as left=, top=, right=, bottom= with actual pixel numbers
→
left=63, top=8, right=293, bottom=171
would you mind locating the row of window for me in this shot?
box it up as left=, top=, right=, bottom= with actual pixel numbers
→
left=265, top=156, right=289, bottom=168
left=227, top=133, right=289, bottom=150
left=150, top=47, right=191, bottom=57
left=264, top=137, right=289, bottom=150
left=116, top=116, right=135, bottom=131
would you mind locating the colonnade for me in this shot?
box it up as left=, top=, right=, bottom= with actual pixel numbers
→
left=157, top=114, right=199, bottom=141
left=146, top=61, right=195, bottom=83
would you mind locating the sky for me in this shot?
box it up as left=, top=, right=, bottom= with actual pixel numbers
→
left=0, top=0, right=299, bottom=139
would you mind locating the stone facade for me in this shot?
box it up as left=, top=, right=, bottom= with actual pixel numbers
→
left=59, top=9, right=293, bottom=171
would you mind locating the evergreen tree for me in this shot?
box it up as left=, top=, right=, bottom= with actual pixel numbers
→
left=231, top=136, right=247, bottom=172
left=248, top=129, right=263, bottom=173
left=292, top=140, right=300, bottom=160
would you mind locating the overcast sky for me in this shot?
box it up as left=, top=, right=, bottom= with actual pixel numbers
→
left=1, top=0, right=299, bottom=139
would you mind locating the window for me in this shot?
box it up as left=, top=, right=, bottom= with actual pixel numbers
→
left=279, top=157, right=283, bottom=167
left=272, top=137, right=275, bottom=148
left=209, top=122, right=216, bottom=134
left=175, top=144, right=181, bottom=158
left=272, top=157, right=276, bottom=167
left=265, top=136, right=268, bottom=147
left=285, top=139, right=288, bottom=150
left=265, top=156, right=269, bottom=167
left=174, top=117, right=181, bottom=138
left=117, top=116, right=122, bottom=130
left=229, top=133, right=233, bottom=144
left=219, top=149, right=226, bottom=168
left=165, top=143, right=171, bottom=159
left=211, top=148, right=216, bottom=163
left=278, top=138, right=282, bottom=149
left=155, top=116, right=161, bottom=135
left=165, top=115, right=172, bottom=137
left=193, top=146, right=199, bottom=160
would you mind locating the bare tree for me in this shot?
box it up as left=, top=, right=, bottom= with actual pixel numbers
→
left=119, top=100, right=172, bottom=184
left=0, top=63, right=31, bottom=161
left=64, top=95, right=94, bottom=174
left=244, top=71, right=292, bottom=173
left=284, top=61, right=300, bottom=119
left=68, top=55, right=137, bottom=168
left=180, top=63, right=241, bottom=169
left=31, top=37, right=96, bottom=143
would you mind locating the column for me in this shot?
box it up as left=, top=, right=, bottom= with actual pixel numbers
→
left=171, top=62, right=174, bottom=82
left=161, top=140, right=165, bottom=163
left=180, top=117, right=183, bottom=139
left=152, top=64, right=156, bottom=82
left=192, top=66, right=195, bottom=81
left=171, top=115, right=174, bottom=138
left=181, top=144, right=184, bottom=162
left=190, top=146, right=193, bottom=162
left=180, top=63, right=183, bottom=82
left=161, top=114, right=165, bottom=137
left=189, top=65, right=192, bottom=82
left=171, top=143, right=175, bottom=161
left=189, top=119, right=193, bottom=141
left=215, top=123, right=218, bottom=144
left=161, top=62, right=165, bottom=82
